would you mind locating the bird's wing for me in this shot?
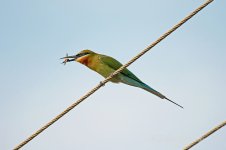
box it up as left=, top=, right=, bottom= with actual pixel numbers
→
left=100, top=55, right=143, bottom=83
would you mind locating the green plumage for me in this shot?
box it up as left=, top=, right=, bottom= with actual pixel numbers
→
left=99, top=55, right=166, bottom=99
left=62, top=50, right=183, bottom=108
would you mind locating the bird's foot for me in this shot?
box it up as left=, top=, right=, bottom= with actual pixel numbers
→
left=99, top=81, right=105, bottom=86
left=109, top=73, right=115, bottom=77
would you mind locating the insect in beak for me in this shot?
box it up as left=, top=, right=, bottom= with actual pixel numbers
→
left=60, top=53, right=76, bottom=65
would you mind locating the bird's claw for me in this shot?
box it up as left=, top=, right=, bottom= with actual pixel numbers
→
left=99, top=81, right=105, bottom=86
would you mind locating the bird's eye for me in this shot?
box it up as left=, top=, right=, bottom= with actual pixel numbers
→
left=76, top=52, right=90, bottom=58
left=83, top=52, right=90, bottom=55
left=76, top=53, right=82, bottom=57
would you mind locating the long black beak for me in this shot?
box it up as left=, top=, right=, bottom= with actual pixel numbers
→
left=60, top=54, right=78, bottom=59
left=60, top=54, right=78, bottom=65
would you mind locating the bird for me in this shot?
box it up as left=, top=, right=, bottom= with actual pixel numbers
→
left=61, top=49, right=183, bottom=108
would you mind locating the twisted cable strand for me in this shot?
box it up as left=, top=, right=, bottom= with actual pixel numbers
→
left=183, top=120, right=226, bottom=150
left=13, top=1, right=214, bottom=149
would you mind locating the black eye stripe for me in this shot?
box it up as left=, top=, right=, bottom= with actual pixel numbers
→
left=76, top=52, right=89, bottom=57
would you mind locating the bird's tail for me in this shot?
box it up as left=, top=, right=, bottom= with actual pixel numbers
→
left=141, top=83, right=183, bottom=109
left=141, top=83, right=165, bottom=99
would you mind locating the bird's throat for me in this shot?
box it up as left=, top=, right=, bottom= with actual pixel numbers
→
left=76, top=55, right=89, bottom=66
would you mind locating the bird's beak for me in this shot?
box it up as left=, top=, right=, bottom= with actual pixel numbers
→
left=60, top=54, right=78, bottom=65
left=60, top=55, right=78, bottom=60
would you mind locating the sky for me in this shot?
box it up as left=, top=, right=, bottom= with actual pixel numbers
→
left=1, top=0, right=226, bottom=150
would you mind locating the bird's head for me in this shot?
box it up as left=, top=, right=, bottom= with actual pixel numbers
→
left=61, top=49, right=96, bottom=65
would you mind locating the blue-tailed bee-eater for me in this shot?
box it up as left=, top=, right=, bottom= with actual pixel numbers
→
left=61, top=50, right=183, bottom=108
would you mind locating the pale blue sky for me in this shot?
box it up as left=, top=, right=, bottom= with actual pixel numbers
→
left=1, top=0, right=226, bottom=150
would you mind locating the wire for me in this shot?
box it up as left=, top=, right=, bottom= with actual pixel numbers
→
left=183, top=120, right=226, bottom=150
left=13, top=1, right=214, bottom=149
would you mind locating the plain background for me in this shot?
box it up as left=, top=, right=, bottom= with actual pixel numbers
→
left=1, top=0, right=226, bottom=150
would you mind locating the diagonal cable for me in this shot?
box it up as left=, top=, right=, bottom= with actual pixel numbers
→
left=183, top=120, right=226, bottom=150
left=13, top=0, right=214, bottom=149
